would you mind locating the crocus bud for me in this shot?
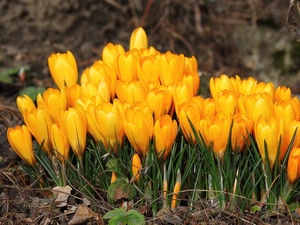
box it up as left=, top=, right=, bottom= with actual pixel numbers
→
left=129, top=27, right=148, bottom=50
left=7, top=125, right=36, bottom=166
left=111, top=172, right=117, bottom=184
left=171, top=169, right=181, bottom=210
left=131, top=153, right=142, bottom=183
left=48, top=51, right=78, bottom=89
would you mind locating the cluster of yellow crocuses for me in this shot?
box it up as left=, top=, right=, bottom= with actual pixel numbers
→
left=6, top=27, right=300, bottom=190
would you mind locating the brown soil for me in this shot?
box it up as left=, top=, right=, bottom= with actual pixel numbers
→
left=0, top=0, right=300, bottom=224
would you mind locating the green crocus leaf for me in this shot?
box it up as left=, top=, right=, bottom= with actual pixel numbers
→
left=20, top=86, right=45, bottom=101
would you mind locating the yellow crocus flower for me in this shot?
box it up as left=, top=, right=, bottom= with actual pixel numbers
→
left=146, top=86, right=172, bottom=121
left=178, top=98, right=203, bottom=145
left=51, top=123, right=70, bottom=162
left=16, top=95, right=36, bottom=117
left=199, top=113, right=230, bottom=159
left=287, top=147, right=300, bottom=183
left=254, top=116, right=284, bottom=169
left=131, top=153, right=142, bottom=183
left=137, top=55, right=160, bottom=84
left=159, top=51, right=185, bottom=86
left=95, top=100, right=125, bottom=153
left=210, top=74, right=235, bottom=99
left=123, top=102, right=153, bottom=156
left=37, top=87, right=68, bottom=122
left=102, top=43, right=125, bottom=66
left=24, top=107, right=53, bottom=155
left=115, top=80, right=148, bottom=106
left=129, top=27, right=148, bottom=50
left=7, top=125, right=36, bottom=166
left=154, top=115, right=178, bottom=160
left=48, top=51, right=78, bottom=89
left=59, top=107, right=87, bottom=157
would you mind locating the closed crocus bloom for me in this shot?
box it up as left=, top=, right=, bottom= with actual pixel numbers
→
left=171, top=169, right=182, bottom=210
left=16, top=95, right=36, bottom=117
left=140, top=46, right=160, bottom=57
left=254, top=116, right=284, bottom=169
left=173, top=83, right=193, bottom=116
left=281, top=120, right=300, bottom=162
left=181, top=71, right=200, bottom=96
left=95, top=100, right=125, bottom=152
left=251, top=81, right=275, bottom=101
left=274, top=101, right=295, bottom=128
left=131, top=153, right=142, bottom=183
left=116, top=51, right=138, bottom=81
left=154, top=115, right=178, bottom=160
left=102, top=43, right=125, bottom=66
left=137, top=55, right=160, bottom=84
left=288, top=97, right=300, bottom=121
left=210, top=74, right=235, bottom=100
left=287, top=120, right=300, bottom=148
left=80, top=82, right=98, bottom=99
left=184, top=56, right=198, bottom=73
left=123, top=102, right=153, bottom=156
left=146, top=86, right=172, bottom=121
left=24, top=107, right=53, bottom=155
left=159, top=51, right=185, bottom=86
left=7, top=125, right=36, bottom=166
left=179, top=99, right=202, bottom=144
left=199, top=113, right=230, bottom=159
left=116, top=80, right=148, bottom=106
left=232, top=113, right=253, bottom=151
left=80, top=81, right=110, bottom=103
left=37, top=87, right=68, bottom=122
left=51, top=123, right=70, bottom=162
left=203, top=98, right=216, bottom=118
left=85, top=103, right=106, bottom=144
left=215, top=90, right=237, bottom=121
left=111, top=172, right=117, bottom=183
left=81, top=61, right=103, bottom=85
left=81, top=62, right=117, bottom=100
left=235, top=75, right=257, bottom=95
left=66, top=84, right=81, bottom=108
left=287, top=147, right=300, bottom=183
left=238, top=93, right=273, bottom=123
left=48, top=51, right=78, bottom=89
left=59, top=107, right=87, bottom=157
left=274, top=86, right=291, bottom=102
left=129, top=27, right=148, bottom=50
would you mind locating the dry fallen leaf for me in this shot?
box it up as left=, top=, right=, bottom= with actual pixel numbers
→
left=51, top=185, right=72, bottom=207
left=68, top=205, right=104, bottom=225
left=156, top=207, right=182, bottom=225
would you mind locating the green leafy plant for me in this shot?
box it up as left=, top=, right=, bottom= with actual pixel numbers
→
left=103, top=208, right=145, bottom=225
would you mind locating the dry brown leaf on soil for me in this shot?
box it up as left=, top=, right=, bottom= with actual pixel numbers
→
left=51, top=185, right=72, bottom=207
left=156, top=207, right=182, bottom=225
left=68, top=204, right=104, bottom=225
